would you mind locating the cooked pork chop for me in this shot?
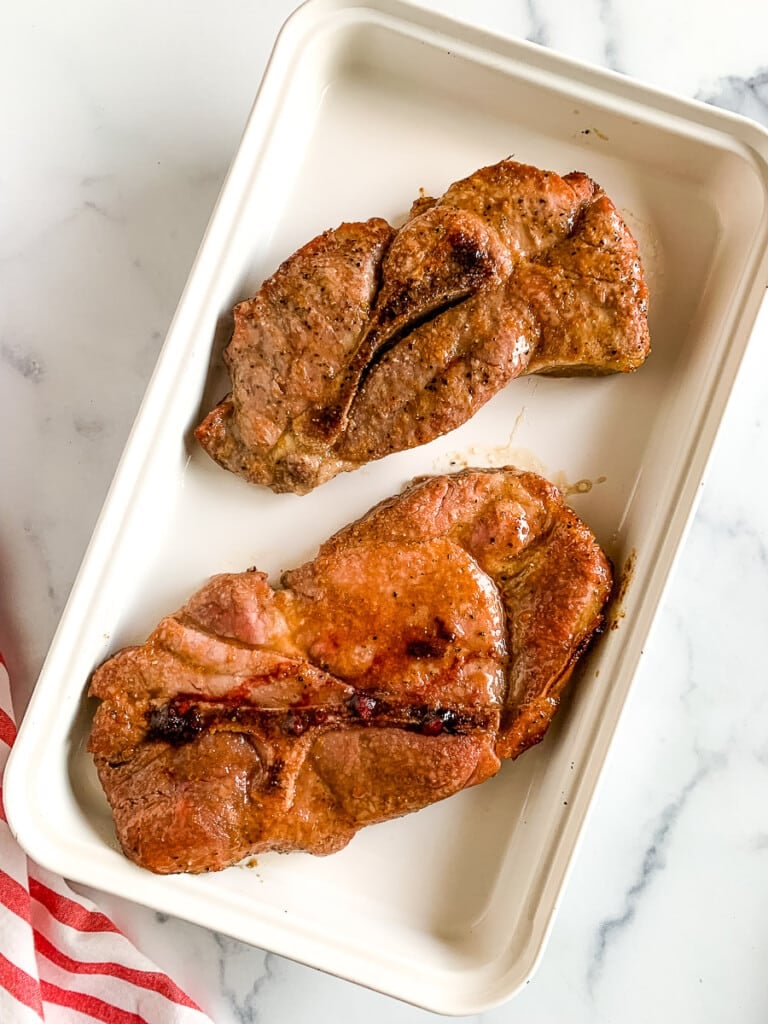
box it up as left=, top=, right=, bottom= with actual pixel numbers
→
left=88, top=468, right=612, bottom=874
left=196, top=159, right=650, bottom=493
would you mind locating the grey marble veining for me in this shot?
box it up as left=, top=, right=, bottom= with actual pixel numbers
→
left=524, top=0, right=550, bottom=47
left=211, top=936, right=274, bottom=1024
left=597, top=0, right=622, bottom=72
left=701, top=68, right=768, bottom=123
left=588, top=754, right=723, bottom=993
left=4, top=1, right=768, bottom=1022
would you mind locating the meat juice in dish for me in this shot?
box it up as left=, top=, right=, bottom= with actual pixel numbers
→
left=196, top=158, right=650, bottom=494
left=88, top=469, right=612, bottom=874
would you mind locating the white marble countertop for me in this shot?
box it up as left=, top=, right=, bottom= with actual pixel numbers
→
left=2, top=1, right=768, bottom=1020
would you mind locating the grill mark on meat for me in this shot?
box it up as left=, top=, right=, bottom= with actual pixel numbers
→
left=375, top=230, right=499, bottom=324
left=146, top=702, right=205, bottom=746
left=347, top=692, right=379, bottom=720
left=143, top=692, right=495, bottom=747
left=418, top=708, right=460, bottom=736
left=88, top=468, right=612, bottom=873
left=266, top=758, right=285, bottom=790
left=404, top=617, right=458, bottom=658
left=405, top=638, right=450, bottom=659
left=195, top=159, right=650, bottom=494
left=351, top=290, right=475, bottom=396
left=308, top=227, right=499, bottom=442
left=306, top=226, right=400, bottom=437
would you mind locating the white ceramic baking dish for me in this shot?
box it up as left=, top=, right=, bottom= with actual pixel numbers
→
left=6, top=0, right=768, bottom=1013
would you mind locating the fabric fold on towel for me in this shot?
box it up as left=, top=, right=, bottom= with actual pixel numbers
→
left=0, top=654, right=214, bottom=1024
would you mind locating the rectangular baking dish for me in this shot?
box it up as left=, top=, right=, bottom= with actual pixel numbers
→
left=6, top=0, right=768, bottom=1013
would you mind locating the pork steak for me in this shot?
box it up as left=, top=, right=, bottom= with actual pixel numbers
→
left=195, top=159, right=650, bottom=493
left=88, top=468, right=612, bottom=874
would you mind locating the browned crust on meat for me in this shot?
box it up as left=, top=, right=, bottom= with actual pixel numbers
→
left=88, top=468, right=611, bottom=873
left=194, top=159, right=649, bottom=494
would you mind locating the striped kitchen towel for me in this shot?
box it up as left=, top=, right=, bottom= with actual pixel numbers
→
left=0, top=655, right=214, bottom=1024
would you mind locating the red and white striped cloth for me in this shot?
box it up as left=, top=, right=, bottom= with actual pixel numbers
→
left=0, top=655, right=215, bottom=1024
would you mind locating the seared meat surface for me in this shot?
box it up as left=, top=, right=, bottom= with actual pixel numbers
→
left=88, top=468, right=612, bottom=874
left=196, top=159, right=650, bottom=493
